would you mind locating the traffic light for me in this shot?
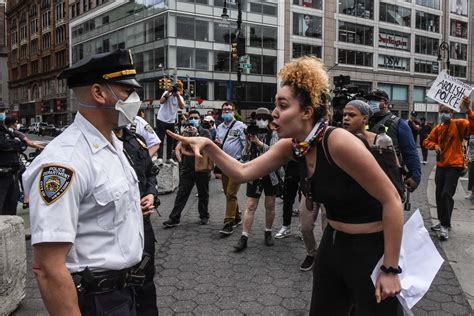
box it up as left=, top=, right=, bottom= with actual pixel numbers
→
left=158, top=78, right=166, bottom=89
left=165, top=79, right=171, bottom=90
left=189, top=80, right=195, bottom=97
left=231, top=42, right=238, bottom=61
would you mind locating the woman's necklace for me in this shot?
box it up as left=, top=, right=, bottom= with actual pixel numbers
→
left=292, top=120, right=328, bottom=158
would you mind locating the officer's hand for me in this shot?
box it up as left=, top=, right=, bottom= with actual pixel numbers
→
left=461, top=96, right=472, bottom=112
left=434, top=145, right=441, bottom=154
left=141, top=194, right=155, bottom=216
left=404, top=177, right=418, bottom=192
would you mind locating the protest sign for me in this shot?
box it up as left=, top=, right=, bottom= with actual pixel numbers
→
left=427, top=70, right=472, bottom=112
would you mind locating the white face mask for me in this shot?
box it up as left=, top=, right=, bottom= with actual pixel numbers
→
left=78, top=84, right=142, bottom=127
left=114, top=91, right=142, bottom=127
left=256, top=119, right=268, bottom=129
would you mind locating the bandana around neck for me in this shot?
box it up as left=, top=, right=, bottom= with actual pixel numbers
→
left=292, top=120, right=328, bottom=158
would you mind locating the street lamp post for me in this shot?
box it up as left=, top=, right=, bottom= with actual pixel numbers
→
left=437, top=41, right=450, bottom=74
left=222, top=0, right=243, bottom=110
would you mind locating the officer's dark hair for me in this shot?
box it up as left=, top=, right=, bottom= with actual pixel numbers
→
left=222, top=101, right=235, bottom=110
left=4, top=116, right=17, bottom=127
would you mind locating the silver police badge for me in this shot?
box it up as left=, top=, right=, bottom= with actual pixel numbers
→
left=39, top=165, right=74, bottom=204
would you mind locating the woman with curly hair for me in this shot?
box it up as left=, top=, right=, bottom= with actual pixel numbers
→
left=168, top=56, right=403, bottom=315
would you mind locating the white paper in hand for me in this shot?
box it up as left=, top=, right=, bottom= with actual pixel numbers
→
left=371, top=210, right=444, bottom=315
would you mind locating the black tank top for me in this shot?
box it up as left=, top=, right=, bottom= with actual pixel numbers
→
left=306, top=128, right=383, bottom=223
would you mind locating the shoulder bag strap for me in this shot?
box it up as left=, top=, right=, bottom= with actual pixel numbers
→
left=221, top=120, right=237, bottom=147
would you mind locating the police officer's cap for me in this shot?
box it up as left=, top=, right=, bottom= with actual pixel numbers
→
left=58, top=49, right=142, bottom=89
left=365, top=89, right=389, bottom=101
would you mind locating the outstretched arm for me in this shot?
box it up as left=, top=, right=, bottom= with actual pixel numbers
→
left=168, top=130, right=293, bottom=183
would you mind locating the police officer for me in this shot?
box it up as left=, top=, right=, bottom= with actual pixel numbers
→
left=134, top=108, right=161, bottom=157
left=0, top=113, right=25, bottom=215
left=22, top=49, right=145, bottom=315
left=115, top=124, right=159, bottom=315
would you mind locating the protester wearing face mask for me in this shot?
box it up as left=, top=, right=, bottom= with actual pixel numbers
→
left=22, top=49, right=147, bottom=315
left=424, top=99, right=474, bottom=241
left=202, top=115, right=217, bottom=140
left=163, top=110, right=212, bottom=227
left=366, top=89, right=421, bottom=193
left=233, top=107, right=283, bottom=251
left=214, top=102, right=247, bottom=235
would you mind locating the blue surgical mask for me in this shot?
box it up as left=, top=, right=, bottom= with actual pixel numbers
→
left=222, top=113, right=234, bottom=122
left=189, top=118, right=200, bottom=127
left=368, top=100, right=381, bottom=114
left=439, top=113, right=452, bottom=124
left=0, top=113, right=5, bottom=121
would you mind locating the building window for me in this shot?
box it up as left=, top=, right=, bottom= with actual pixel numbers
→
left=214, top=22, right=235, bottom=44
left=338, top=49, right=372, bottom=66
left=378, top=84, right=408, bottom=102
left=450, top=42, right=468, bottom=60
left=177, top=16, right=208, bottom=41
left=195, top=81, right=208, bottom=100
left=145, top=15, right=166, bottom=43
left=415, top=0, right=440, bottom=9
left=214, top=81, right=227, bottom=101
left=214, top=51, right=230, bottom=72
left=31, top=60, right=39, bottom=75
left=338, top=0, right=373, bottom=19
left=21, top=64, right=27, bottom=78
left=55, top=1, right=65, bottom=21
left=414, top=59, right=439, bottom=74
left=379, top=3, right=411, bottom=27
left=414, top=35, right=439, bottom=56
left=249, top=25, right=277, bottom=49
left=378, top=55, right=410, bottom=71
left=195, top=49, right=208, bottom=70
left=338, top=22, right=373, bottom=46
left=177, top=47, right=195, bottom=68
left=19, top=24, right=27, bottom=41
left=177, top=0, right=208, bottom=3
left=450, top=64, right=467, bottom=78
left=293, top=13, right=322, bottom=38
left=378, top=29, right=410, bottom=51
left=42, top=32, right=51, bottom=50
left=293, top=0, right=322, bottom=9
left=262, top=56, right=277, bottom=75
left=42, top=56, right=51, bottom=72
left=56, top=25, right=66, bottom=43
left=42, top=10, right=51, bottom=29
left=30, top=18, right=38, bottom=33
left=292, top=43, right=322, bottom=58
left=450, top=0, right=468, bottom=16
left=20, top=45, right=28, bottom=58
left=450, top=20, right=468, bottom=38
left=351, top=81, right=372, bottom=95
left=56, top=50, right=66, bottom=68
left=250, top=2, right=277, bottom=15
left=415, top=11, right=440, bottom=33
left=31, top=39, right=38, bottom=54
left=142, top=47, right=164, bottom=72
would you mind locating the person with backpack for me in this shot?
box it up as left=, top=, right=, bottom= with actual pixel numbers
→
left=424, top=99, right=474, bottom=241
left=366, top=89, right=421, bottom=193
left=233, top=107, right=283, bottom=252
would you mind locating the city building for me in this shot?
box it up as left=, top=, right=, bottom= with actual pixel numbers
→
left=68, top=0, right=282, bottom=117
left=6, top=0, right=70, bottom=126
left=286, top=0, right=474, bottom=122
left=0, top=0, right=8, bottom=111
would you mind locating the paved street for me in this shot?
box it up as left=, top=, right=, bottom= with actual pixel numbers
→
left=10, top=146, right=474, bottom=315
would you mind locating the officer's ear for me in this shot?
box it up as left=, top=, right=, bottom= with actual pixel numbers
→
left=90, top=84, right=108, bottom=105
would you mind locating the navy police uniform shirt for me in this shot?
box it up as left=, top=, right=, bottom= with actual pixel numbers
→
left=23, top=112, right=144, bottom=273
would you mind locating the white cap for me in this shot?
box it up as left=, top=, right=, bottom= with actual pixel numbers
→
left=203, top=115, right=214, bottom=122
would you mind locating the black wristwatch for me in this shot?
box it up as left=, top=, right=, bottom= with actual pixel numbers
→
left=380, top=265, right=402, bottom=274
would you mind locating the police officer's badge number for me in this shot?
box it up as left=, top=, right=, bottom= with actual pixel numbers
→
left=39, top=165, right=74, bottom=204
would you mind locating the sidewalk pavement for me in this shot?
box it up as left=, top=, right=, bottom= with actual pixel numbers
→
left=427, top=167, right=474, bottom=309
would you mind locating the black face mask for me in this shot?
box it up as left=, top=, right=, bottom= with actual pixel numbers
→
left=202, top=123, right=211, bottom=129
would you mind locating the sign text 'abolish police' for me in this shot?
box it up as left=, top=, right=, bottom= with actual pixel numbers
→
left=427, top=70, right=472, bottom=112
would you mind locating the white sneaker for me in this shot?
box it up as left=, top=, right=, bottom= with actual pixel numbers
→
left=157, top=158, right=163, bottom=165
left=274, top=225, right=291, bottom=239
left=439, top=226, right=449, bottom=241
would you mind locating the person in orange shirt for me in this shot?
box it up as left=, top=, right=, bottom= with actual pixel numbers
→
left=423, top=97, right=474, bottom=241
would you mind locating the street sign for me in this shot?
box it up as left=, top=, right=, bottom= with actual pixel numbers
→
left=239, top=54, right=249, bottom=63
left=239, top=63, right=252, bottom=69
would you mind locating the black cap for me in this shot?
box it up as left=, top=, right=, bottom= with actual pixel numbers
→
left=365, top=89, right=389, bottom=101
left=58, top=49, right=142, bottom=89
left=410, top=111, right=417, bottom=117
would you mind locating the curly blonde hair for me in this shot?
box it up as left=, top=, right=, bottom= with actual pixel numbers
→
left=278, top=56, right=330, bottom=111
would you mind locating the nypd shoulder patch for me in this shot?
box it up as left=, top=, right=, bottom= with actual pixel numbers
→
left=39, top=165, right=75, bottom=204
left=145, top=124, right=155, bottom=134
